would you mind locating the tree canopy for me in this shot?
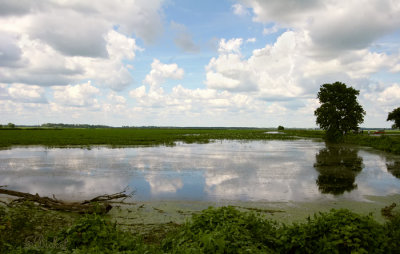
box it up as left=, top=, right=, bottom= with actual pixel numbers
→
left=387, top=107, right=400, bottom=129
left=314, top=82, right=365, bottom=142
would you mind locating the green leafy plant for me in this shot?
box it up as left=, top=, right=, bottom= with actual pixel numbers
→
left=162, top=206, right=279, bottom=253
left=2, top=204, right=400, bottom=253
left=0, top=202, right=74, bottom=253
left=57, top=213, right=156, bottom=253
left=163, top=207, right=396, bottom=254
left=384, top=211, right=400, bottom=253
left=280, top=209, right=386, bottom=253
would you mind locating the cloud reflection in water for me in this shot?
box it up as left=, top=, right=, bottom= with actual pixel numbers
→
left=1, top=140, right=400, bottom=202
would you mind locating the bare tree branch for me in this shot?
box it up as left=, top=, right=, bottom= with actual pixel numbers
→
left=0, top=187, right=134, bottom=214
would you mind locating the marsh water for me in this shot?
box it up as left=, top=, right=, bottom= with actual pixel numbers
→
left=0, top=140, right=400, bottom=202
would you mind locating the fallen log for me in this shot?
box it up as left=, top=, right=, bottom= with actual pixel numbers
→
left=381, top=202, right=397, bottom=220
left=0, top=186, right=133, bottom=214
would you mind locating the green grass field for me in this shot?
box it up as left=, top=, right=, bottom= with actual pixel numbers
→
left=0, top=127, right=399, bottom=154
left=0, top=128, right=309, bottom=148
left=344, top=133, right=400, bottom=154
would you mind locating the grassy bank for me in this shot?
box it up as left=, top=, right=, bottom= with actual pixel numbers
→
left=2, top=127, right=399, bottom=154
left=0, top=128, right=301, bottom=148
left=279, top=128, right=400, bottom=155
left=1, top=202, right=399, bottom=253
left=344, top=133, right=400, bottom=154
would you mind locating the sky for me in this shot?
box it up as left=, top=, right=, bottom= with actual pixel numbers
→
left=0, top=0, right=400, bottom=128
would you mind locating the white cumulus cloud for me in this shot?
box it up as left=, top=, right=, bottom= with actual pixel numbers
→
left=8, top=83, right=47, bottom=103
left=144, top=59, right=184, bottom=87
left=239, top=0, right=400, bottom=55
left=205, top=29, right=399, bottom=103
left=0, top=0, right=162, bottom=91
left=52, top=81, right=100, bottom=107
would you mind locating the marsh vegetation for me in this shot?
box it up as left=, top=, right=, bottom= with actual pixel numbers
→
left=1, top=202, right=400, bottom=253
left=1, top=128, right=400, bottom=252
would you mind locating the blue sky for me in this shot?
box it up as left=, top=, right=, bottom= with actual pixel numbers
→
left=1, top=0, right=400, bottom=127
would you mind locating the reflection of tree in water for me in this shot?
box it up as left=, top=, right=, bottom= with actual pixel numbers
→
left=386, top=161, right=400, bottom=179
left=314, top=145, right=364, bottom=195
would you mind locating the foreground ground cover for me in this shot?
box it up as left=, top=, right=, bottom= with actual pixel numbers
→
left=1, top=202, right=399, bottom=253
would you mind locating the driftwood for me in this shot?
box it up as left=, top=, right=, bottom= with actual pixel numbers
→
left=0, top=186, right=133, bottom=214
left=381, top=202, right=397, bottom=220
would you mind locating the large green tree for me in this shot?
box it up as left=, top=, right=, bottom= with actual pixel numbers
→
left=314, top=82, right=365, bottom=142
left=387, top=107, right=400, bottom=129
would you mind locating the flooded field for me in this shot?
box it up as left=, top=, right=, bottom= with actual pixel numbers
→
left=1, top=140, right=399, bottom=203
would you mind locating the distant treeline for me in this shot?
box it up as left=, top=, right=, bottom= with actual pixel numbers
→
left=40, top=123, right=113, bottom=129
left=11, top=124, right=270, bottom=129
left=0, top=123, right=395, bottom=130
left=40, top=124, right=262, bottom=129
left=0, top=122, right=309, bottom=130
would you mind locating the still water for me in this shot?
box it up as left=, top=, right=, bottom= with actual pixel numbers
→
left=0, top=140, right=399, bottom=202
